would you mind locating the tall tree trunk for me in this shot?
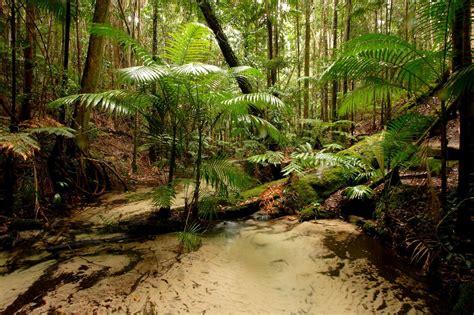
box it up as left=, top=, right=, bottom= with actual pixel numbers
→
left=59, top=0, right=71, bottom=123
left=4, top=0, right=17, bottom=216
left=453, top=0, right=473, bottom=234
left=321, top=0, right=329, bottom=121
left=197, top=0, right=252, bottom=94
left=342, top=0, right=351, bottom=96
left=331, top=0, right=338, bottom=121
left=20, top=2, right=35, bottom=122
left=265, top=0, right=274, bottom=87
left=295, top=0, right=302, bottom=120
left=303, top=0, right=311, bottom=119
left=73, top=0, right=111, bottom=152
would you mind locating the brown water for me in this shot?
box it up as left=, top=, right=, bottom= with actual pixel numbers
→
left=0, top=218, right=440, bottom=314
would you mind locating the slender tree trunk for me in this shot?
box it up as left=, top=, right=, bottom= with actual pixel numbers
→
left=342, top=0, right=351, bottom=96
left=453, top=0, right=473, bottom=234
left=196, top=0, right=252, bottom=94
left=4, top=0, right=17, bottom=216
left=331, top=0, right=338, bottom=121
left=73, top=0, right=111, bottom=152
left=20, top=2, right=35, bottom=122
left=265, top=0, right=274, bottom=87
left=321, top=0, right=329, bottom=121
left=59, top=0, right=71, bottom=123
left=296, top=0, right=302, bottom=120
left=191, top=121, right=204, bottom=221
left=9, top=0, right=17, bottom=131
left=303, top=0, right=311, bottom=119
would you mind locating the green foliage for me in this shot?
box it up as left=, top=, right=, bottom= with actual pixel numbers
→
left=383, top=112, right=432, bottom=168
left=90, top=24, right=156, bottom=66
left=343, top=185, right=374, bottom=200
left=165, top=23, right=212, bottom=65
left=152, top=184, right=176, bottom=208
left=0, top=126, right=75, bottom=160
left=201, top=156, right=250, bottom=195
left=0, top=132, right=40, bottom=160
left=177, top=222, right=202, bottom=252
left=247, top=151, right=284, bottom=165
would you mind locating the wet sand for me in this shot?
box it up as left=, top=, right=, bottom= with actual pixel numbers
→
left=0, top=217, right=439, bottom=314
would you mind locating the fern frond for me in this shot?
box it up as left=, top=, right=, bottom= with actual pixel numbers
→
left=223, top=92, right=286, bottom=110
left=165, top=22, right=212, bottom=65
left=247, top=151, right=284, bottom=165
left=172, top=63, right=225, bottom=77
left=201, top=156, right=250, bottom=194
left=0, top=132, right=40, bottom=160
left=48, top=90, right=153, bottom=115
left=152, top=184, right=176, bottom=208
left=90, top=24, right=156, bottom=66
left=344, top=185, right=375, bottom=200
left=118, top=65, right=168, bottom=84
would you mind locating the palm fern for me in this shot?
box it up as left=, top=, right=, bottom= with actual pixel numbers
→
left=201, top=156, right=250, bottom=195
left=344, top=185, right=375, bottom=200
left=90, top=24, right=156, bottom=66
left=0, top=126, right=75, bottom=160
left=165, top=22, right=212, bottom=65
left=152, top=184, right=177, bottom=208
left=177, top=221, right=202, bottom=252
left=247, top=150, right=285, bottom=165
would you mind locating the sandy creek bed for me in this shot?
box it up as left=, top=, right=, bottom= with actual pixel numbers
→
left=0, top=215, right=442, bottom=314
left=1, top=188, right=441, bottom=314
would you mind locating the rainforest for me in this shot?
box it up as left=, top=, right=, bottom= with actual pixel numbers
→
left=0, top=0, right=472, bottom=314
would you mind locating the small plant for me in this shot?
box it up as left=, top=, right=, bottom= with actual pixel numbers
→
left=177, top=222, right=202, bottom=252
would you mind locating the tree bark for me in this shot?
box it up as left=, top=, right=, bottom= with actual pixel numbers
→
left=303, top=0, right=311, bottom=119
left=265, top=0, right=274, bottom=87
left=321, top=0, right=329, bottom=121
left=20, top=2, right=35, bottom=122
left=73, top=0, right=111, bottom=151
left=342, top=0, right=351, bottom=96
left=196, top=0, right=252, bottom=94
left=453, top=0, right=473, bottom=234
left=59, top=0, right=71, bottom=123
left=331, top=0, right=338, bottom=121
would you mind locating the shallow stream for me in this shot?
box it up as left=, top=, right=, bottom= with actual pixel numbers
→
left=0, top=217, right=441, bottom=314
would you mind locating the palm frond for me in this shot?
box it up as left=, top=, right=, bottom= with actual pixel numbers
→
left=118, top=65, right=168, bottom=84
left=172, top=63, right=225, bottom=77
left=177, top=222, right=202, bottom=252
left=48, top=90, right=153, bottom=115
left=344, top=185, right=375, bottom=200
left=29, top=0, right=71, bottom=19
left=152, top=184, right=176, bottom=208
left=25, top=126, right=76, bottom=138
left=0, top=132, right=40, bottom=160
left=247, top=151, right=284, bottom=165
left=165, top=22, right=212, bottom=65
left=201, top=156, right=250, bottom=194
left=223, top=92, right=286, bottom=110
left=90, top=24, right=156, bottom=66
left=442, top=64, right=474, bottom=101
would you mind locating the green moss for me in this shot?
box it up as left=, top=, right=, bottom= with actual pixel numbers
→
left=298, top=206, right=316, bottom=221
left=287, top=167, right=348, bottom=210
left=238, top=178, right=287, bottom=200
left=341, top=133, right=383, bottom=160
